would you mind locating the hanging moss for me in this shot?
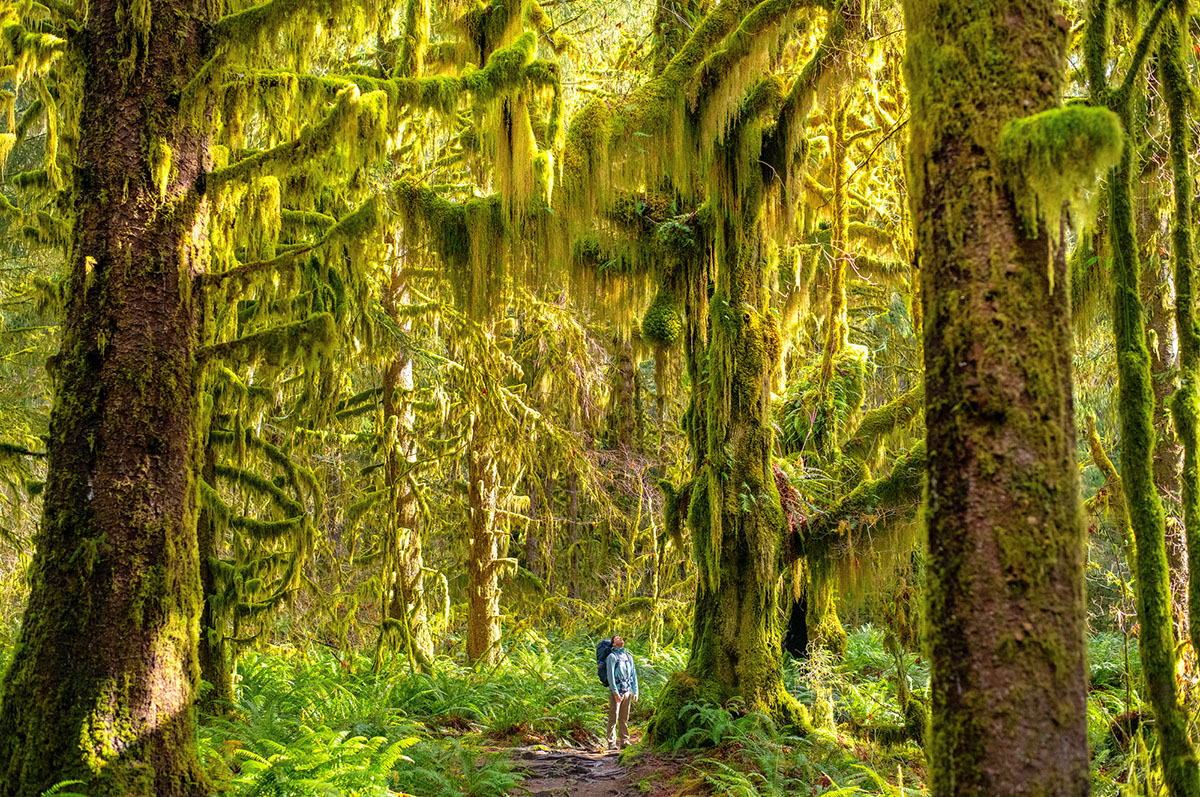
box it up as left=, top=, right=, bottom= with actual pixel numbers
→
left=997, top=104, right=1123, bottom=240
left=197, top=312, right=335, bottom=367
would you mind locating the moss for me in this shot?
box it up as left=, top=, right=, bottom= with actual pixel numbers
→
left=996, top=104, right=1123, bottom=241
left=840, top=384, right=922, bottom=464
left=641, top=283, right=684, bottom=346
left=1087, top=2, right=1200, bottom=791
left=197, top=312, right=335, bottom=367
left=1161, top=11, right=1200, bottom=671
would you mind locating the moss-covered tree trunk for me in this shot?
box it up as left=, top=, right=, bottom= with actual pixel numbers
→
left=381, top=322, right=433, bottom=671
left=648, top=173, right=807, bottom=742
left=1161, top=12, right=1200, bottom=672
left=0, top=0, right=210, bottom=793
left=904, top=0, right=1091, bottom=791
left=466, top=417, right=503, bottom=667
left=566, top=469, right=581, bottom=600
left=1086, top=1, right=1200, bottom=792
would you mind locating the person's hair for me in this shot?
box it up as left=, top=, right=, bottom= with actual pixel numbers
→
left=612, top=635, right=625, bottom=647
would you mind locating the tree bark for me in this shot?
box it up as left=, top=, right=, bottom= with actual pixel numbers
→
left=648, top=157, right=808, bottom=742
left=904, top=0, right=1090, bottom=791
left=466, top=417, right=503, bottom=667
left=0, top=1, right=210, bottom=793
left=566, top=470, right=581, bottom=600
left=381, top=331, right=433, bottom=671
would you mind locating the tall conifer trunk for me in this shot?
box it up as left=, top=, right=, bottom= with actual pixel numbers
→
left=0, top=0, right=210, bottom=792
left=904, top=0, right=1090, bottom=791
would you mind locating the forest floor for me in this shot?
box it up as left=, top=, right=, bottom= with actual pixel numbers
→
left=507, top=739, right=688, bottom=797
left=508, top=746, right=632, bottom=796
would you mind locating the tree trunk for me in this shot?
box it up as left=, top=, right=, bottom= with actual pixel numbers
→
left=648, top=171, right=807, bottom=743
left=0, top=1, right=210, bottom=793
left=1086, top=0, right=1200, bottom=791
left=566, top=470, right=581, bottom=600
left=606, top=334, right=638, bottom=450
left=198, top=441, right=233, bottom=713
left=466, top=418, right=503, bottom=667
left=525, top=470, right=541, bottom=577
left=1161, top=10, right=1200, bottom=709
left=381, top=332, right=433, bottom=671
left=904, top=0, right=1090, bottom=791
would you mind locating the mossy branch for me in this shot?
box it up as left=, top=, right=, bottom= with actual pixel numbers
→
left=196, top=312, right=335, bottom=367
left=207, top=86, right=376, bottom=189
left=201, top=197, right=380, bottom=287
left=0, top=441, right=45, bottom=458
left=793, top=442, right=925, bottom=556
left=691, top=0, right=817, bottom=117
left=208, top=466, right=305, bottom=518
left=765, top=0, right=858, bottom=179
left=200, top=481, right=305, bottom=541
left=1116, top=0, right=1173, bottom=100
left=211, top=0, right=330, bottom=51
left=1085, top=414, right=1134, bottom=557
left=840, top=384, right=922, bottom=463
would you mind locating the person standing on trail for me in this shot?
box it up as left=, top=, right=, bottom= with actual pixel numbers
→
left=602, top=634, right=638, bottom=750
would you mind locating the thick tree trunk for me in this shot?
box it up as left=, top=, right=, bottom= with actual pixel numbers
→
left=904, top=0, right=1090, bottom=792
left=648, top=186, right=807, bottom=743
left=0, top=1, right=210, bottom=793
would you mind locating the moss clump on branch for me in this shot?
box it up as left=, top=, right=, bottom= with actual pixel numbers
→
left=997, top=104, right=1123, bottom=239
left=641, top=283, right=684, bottom=346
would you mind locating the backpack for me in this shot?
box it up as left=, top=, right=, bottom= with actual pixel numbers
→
left=595, top=638, right=613, bottom=687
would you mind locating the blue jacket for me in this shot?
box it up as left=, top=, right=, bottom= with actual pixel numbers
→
left=606, top=646, right=638, bottom=698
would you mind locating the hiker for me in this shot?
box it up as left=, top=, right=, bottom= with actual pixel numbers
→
left=597, top=634, right=639, bottom=750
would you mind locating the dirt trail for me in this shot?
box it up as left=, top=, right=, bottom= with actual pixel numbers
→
left=509, top=746, right=636, bottom=797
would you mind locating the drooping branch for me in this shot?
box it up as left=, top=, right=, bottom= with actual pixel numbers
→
left=210, top=0, right=334, bottom=52
left=764, top=0, right=861, bottom=189
left=207, top=86, right=379, bottom=189
left=201, top=197, right=381, bottom=287
left=196, top=312, right=335, bottom=367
